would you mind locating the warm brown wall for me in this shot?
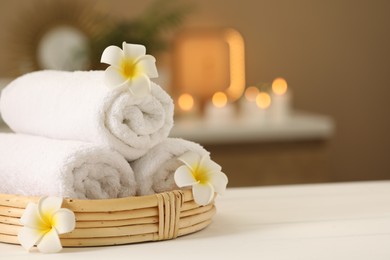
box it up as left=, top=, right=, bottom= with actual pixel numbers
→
left=179, top=0, right=390, bottom=181
left=0, top=0, right=389, bottom=182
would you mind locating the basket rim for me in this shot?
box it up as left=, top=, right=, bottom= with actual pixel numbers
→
left=0, top=189, right=194, bottom=212
left=0, top=189, right=216, bottom=247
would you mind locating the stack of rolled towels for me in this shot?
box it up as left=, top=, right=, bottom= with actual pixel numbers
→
left=0, top=70, right=209, bottom=199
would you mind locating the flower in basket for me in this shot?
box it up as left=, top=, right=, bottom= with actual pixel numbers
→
left=174, top=152, right=228, bottom=206
left=18, top=196, right=75, bottom=254
left=101, top=42, right=158, bottom=97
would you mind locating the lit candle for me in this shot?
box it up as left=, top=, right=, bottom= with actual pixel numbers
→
left=212, top=91, right=228, bottom=108
left=205, top=92, right=235, bottom=121
left=270, top=77, right=292, bottom=122
left=245, top=86, right=259, bottom=102
left=256, top=92, right=271, bottom=109
left=255, top=92, right=271, bottom=120
left=177, top=93, right=198, bottom=117
left=240, top=86, right=272, bottom=120
left=240, top=86, right=259, bottom=117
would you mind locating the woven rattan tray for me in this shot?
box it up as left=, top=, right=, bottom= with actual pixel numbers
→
left=0, top=190, right=215, bottom=247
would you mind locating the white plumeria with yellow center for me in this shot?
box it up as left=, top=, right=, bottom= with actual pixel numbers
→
left=174, top=152, right=228, bottom=206
left=18, top=196, right=75, bottom=254
left=100, top=42, right=158, bottom=97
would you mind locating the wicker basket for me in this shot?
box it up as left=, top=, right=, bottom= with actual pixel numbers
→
left=0, top=190, right=215, bottom=247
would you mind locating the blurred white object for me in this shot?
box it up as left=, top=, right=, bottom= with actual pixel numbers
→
left=37, top=26, right=90, bottom=71
left=270, top=90, right=292, bottom=122
left=239, top=97, right=268, bottom=121
left=171, top=111, right=334, bottom=144
left=205, top=92, right=235, bottom=122
left=270, top=77, right=292, bottom=122
left=205, top=101, right=235, bottom=123
left=0, top=78, right=13, bottom=126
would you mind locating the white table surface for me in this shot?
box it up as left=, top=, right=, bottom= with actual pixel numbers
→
left=1, top=181, right=389, bottom=259
left=170, top=111, right=335, bottom=144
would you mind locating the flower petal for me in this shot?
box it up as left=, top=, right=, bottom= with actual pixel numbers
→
left=38, top=197, right=62, bottom=218
left=122, top=42, right=146, bottom=60
left=20, top=203, right=45, bottom=229
left=136, top=55, right=158, bottom=78
left=18, top=226, right=45, bottom=251
left=128, top=74, right=151, bottom=97
left=101, top=45, right=123, bottom=66
left=37, top=229, right=62, bottom=254
left=52, top=208, right=76, bottom=234
left=200, top=155, right=222, bottom=173
left=174, top=165, right=198, bottom=187
left=178, top=152, right=201, bottom=172
left=209, top=171, right=228, bottom=195
left=104, top=66, right=128, bottom=89
left=192, top=183, right=215, bottom=206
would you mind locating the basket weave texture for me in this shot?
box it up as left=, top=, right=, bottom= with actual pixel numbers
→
left=0, top=190, right=215, bottom=247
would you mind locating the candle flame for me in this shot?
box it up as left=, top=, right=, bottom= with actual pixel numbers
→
left=272, top=77, right=288, bottom=95
left=244, top=86, right=259, bottom=102
left=256, top=92, right=271, bottom=109
left=212, top=92, right=228, bottom=108
left=178, top=93, right=194, bottom=111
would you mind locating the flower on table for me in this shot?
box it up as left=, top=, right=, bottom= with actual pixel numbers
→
left=174, top=152, right=228, bottom=206
left=100, top=42, right=158, bottom=97
left=18, top=196, right=75, bottom=254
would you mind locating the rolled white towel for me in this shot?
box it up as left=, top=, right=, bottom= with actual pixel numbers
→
left=0, top=70, right=174, bottom=160
left=0, top=133, right=136, bottom=199
left=131, top=138, right=209, bottom=195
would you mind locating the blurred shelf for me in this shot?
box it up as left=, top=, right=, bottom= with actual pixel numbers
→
left=0, top=111, right=335, bottom=144
left=170, top=111, right=335, bottom=144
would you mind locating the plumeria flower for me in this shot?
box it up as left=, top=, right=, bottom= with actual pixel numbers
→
left=18, top=197, right=75, bottom=254
left=174, top=152, right=228, bottom=206
left=100, top=42, right=158, bottom=97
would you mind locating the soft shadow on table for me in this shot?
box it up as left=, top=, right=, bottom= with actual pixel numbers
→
left=52, top=247, right=99, bottom=254
left=2, top=244, right=100, bottom=255
left=62, top=212, right=265, bottom=252
left=181, top=212, right=262, bottom=240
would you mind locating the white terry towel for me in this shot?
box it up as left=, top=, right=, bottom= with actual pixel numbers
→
left=0, top=70, right=174, bottom=160
left=131, top=138, right=209, bottom=196
left=0, top=133, right=136, bottom=199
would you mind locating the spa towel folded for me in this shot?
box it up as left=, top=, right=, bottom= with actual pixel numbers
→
left=0, top=133, right=136, bottom=199
left=131, top=138, right=209, bottom=196
left=0, top=70, right=174, bottom=160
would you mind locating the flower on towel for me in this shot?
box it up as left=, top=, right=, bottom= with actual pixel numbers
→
left=174, top=152, right=228, bottom=206
left=18, top=196, right=75, bottom=254
left=100, top=42, right=158, bottom=97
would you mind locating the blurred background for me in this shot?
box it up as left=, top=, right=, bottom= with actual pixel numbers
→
left=0, top=0, right=389, bottom=187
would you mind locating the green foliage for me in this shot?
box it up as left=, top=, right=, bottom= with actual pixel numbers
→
left=90, top=0, right=195, bottom=69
